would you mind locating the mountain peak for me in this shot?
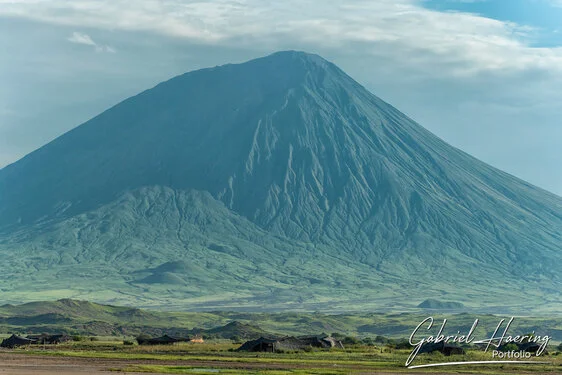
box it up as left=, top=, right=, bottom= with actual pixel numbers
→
left=254, top=50, right=332, bottom=67
left=160, top=50, right=347, bottom=101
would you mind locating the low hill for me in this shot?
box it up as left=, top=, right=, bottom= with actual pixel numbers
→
left=417, top=299, right=465, bottom=309
left=2, top=299, right=562, bottom=342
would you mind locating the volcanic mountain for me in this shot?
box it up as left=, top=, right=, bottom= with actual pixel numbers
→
left=1, top=51, right=561, bottom=311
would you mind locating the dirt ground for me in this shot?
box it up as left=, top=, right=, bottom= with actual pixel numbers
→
left=0, top=353, right=145, bottom=374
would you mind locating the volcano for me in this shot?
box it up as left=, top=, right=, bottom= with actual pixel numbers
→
left=1, top=51, right=561, bottom=311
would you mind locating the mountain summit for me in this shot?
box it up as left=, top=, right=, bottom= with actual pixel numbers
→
left=1, top=51, right=561, bottom=311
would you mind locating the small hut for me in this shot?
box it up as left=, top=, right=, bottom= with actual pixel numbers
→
left=519, top=342, right=544, bottom=353
left=237, top=337, right=279, bottom=352
left=137, top=335, right=192, bottom=345
left=237, top=336, right=344, bottom=352
left=0, top=334, right=37, bottom=348
left=189, top=335, right=205, bottom=343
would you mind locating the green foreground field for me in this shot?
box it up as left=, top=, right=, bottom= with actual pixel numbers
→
left=3, top=300, right=562, bottom=373
left=2, top=340, right=561, bottom=374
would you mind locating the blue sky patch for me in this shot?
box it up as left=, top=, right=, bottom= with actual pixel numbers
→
left=420, top=0, right=562, bottom=47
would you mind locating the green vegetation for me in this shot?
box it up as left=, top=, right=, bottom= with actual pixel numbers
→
left=2, top=299, right=562, bottom=344
left=4, top=339, right=561, bottom=374
left=2, top=297, right=560, bottom=375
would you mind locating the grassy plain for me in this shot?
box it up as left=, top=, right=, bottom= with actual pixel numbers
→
left=3, top=300, right=562, bottom=373
left=2, top=340, right=561, bottom=374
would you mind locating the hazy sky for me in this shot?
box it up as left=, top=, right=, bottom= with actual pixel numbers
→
left=1, top=0, right=561, bottom=195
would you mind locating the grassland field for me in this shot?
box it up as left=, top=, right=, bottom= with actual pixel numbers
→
left=3, top=300, right=562, bottom=373
left=2, top=338, right=562, bottom=374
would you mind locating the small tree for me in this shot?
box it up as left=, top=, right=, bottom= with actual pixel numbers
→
left=342, top=336, right=360, bottom=345
left=136, top=334, right=151, bottom=345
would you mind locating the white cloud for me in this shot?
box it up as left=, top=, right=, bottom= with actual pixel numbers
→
left=67, top=31, right=96, bottom=46
left=67, top=31, right=115, bottom=53
left=0, top=0, right=559, bottom=76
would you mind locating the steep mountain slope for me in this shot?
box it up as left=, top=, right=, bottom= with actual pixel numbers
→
left=0, top=51, right=561, bottom=310
left=1, top=186, right=393, bottom=310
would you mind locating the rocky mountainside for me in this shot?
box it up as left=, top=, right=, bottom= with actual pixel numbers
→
left=1, top=51, right=561, bottom=311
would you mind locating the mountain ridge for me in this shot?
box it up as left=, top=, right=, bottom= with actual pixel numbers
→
left=1, top=51, right=561, bottom=311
